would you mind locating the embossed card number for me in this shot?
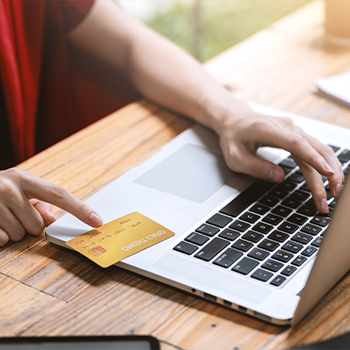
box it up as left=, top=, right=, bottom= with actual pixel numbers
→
left=66, top=212, right=175, bottom=268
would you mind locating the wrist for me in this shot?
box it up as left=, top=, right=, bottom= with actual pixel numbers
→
left=196, top=92, right=253, bottom=136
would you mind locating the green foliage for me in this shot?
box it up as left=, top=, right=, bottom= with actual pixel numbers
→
left=144, top=0, right=310, bottom=62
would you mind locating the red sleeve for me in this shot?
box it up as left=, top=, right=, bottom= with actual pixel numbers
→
left=61, top=0, right=95, bottom=33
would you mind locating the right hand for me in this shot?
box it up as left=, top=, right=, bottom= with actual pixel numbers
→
left=214, top=106, right=344, bottom=214
left=0, top=168, right=103, bottom=247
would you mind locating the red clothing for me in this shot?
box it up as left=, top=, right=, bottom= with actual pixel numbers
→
left=0, top=0, right=139, bottom=169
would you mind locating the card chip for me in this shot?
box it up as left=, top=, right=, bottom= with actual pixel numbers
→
left=89, top=246, right=107, bottom=256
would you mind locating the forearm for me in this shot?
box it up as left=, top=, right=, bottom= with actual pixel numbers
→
left=68, top=0, right=250, bottom=134
left=124, top=27, right=249, bottom=133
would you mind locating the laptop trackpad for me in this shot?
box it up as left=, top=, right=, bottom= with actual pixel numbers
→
left=134, top=144, right=234, bottom=203
left=153, top=253, right=272, bottom=304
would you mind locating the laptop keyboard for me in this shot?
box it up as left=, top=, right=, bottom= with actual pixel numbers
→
left=173, top=145, right=350, bottom=287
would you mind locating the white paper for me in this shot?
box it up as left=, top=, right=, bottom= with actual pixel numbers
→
left=315, top=71, right=350, bottom=105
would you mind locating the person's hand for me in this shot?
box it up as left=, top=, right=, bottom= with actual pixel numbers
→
left=0, top=168, right=103, bottom=247
left=215, top=106, right=344, bottom=214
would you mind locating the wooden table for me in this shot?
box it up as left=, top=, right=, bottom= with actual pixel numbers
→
left=2, top=1, right=350, bottom=349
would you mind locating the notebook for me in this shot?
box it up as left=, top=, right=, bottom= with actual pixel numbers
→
left=46, top=102, right=350, bottom=326
left=315, top=71, right=350, bottom=107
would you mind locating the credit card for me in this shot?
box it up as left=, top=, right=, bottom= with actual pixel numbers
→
left=66, top=212, right=175, bottom=268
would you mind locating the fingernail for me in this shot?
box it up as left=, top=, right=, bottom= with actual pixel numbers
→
left=321, top=198, right=329, bottom=213
left=90, top=212, right=103, bottom=226
left=323, top=162, right=334, bottom=174
left=269, top=168, right=283, bottom=182
left=336, top=182, right=342, bottom=197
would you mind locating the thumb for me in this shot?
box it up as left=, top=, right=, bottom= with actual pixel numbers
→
left=237, top=152, right=285, bottom=183
left=30, top=199, right=56, bottom=227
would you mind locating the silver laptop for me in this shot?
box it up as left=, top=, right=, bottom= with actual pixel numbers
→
left=46, top=103, right=350, bottom=326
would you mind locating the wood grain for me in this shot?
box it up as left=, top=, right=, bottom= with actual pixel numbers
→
left=2, top=1, right=350, bottom=349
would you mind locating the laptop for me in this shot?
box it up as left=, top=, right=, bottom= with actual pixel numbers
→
left=46, top=102, right=350, bottom=326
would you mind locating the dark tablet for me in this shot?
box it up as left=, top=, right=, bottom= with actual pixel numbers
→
left=0, top=335, right=160, bottom=350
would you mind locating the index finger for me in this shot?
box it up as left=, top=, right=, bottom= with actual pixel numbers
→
left=20, top=171, right=103, bottom=227
left=258, top=124, right=335, bottom=178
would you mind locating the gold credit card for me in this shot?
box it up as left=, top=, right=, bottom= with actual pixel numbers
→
left=66, top=212, right=175, bottom=268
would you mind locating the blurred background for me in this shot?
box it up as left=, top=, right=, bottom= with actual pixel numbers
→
left=119, top=0, right=310, bottom=62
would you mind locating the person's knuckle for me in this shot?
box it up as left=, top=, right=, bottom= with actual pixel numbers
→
left=323, top=144, right=335, bottom=157
left=281, top=116, right=295, bottom=127
left=50, top=185, right=69, bottom=201
left=9, top=228, right=26, bottom=242
left=0, top=178, right=18, bottom=198
left=252, top=120, right=269, bottom=133
left=290, top=134, right=307, bottom=149
left=30, top=222, right=45, bottom=236
left=0, top=232, right=9, bottom=247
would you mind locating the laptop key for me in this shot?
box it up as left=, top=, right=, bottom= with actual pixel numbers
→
left=310, top=215, right=330, bottom=227
left=262, top=214, right=283, bottom=226
left=242, top=231, right=264, bottom=243
left=272, top=250, right=294, bottom=263
left=272, top=206, right=292, bottom=218
left=297, top=205, right=317, bottom=216
left=206, top=213, right=232, bottom=228
left=248, top=248, right=270, bottom=261
left=329, top=199, right=338, bottom=208
left=174, top=241, right=198, bottom=255
left=282, top=241, right=303, bottom=253
left=291, top=255, right=307, bottom=266
left=287, top=213, right=308, bottom=226
left=196, top=224, right=220, bottom=237
left=305, top=198, right=316, bottom=208
left=270, top=275, right=286, bottom=286
left=252, top=222, right=274, bottom=234
left=290, top=190, right=310, bottom=201
left=259, top=196, right=279, bottom=207
left=311, top=236, right=323, bottom=248
left=329, top=145, right=340, bottom=153
left=258, top=239, right=279, bottom=251
left=277, top=181, right=297, bottom=192
left=229, top=220, right=251, bottom=232
left=239, top=212, right=260, bottom=224
left=185, top=233, right=209, bottom=246
left=232, top=257, right=259, bottom=275
left=327, top=207, right=335, bottom=218
left=291, top=232, right=312, bottom=245
left=301, top=246, right=317, bottom=257
left=288, top=173, right=305, bottom=183
left=281, top=198, right=302, bottom=209
left=280, top=166, right=292, bottom=176
left=301, top=223, right=321, bottom=236
left=269, top=188, right=288, bottom=200
left=325, top=189, right=333, bottom=200
left=213, top=248, right=243, bottom=268
left=338, top=149, right=350, bottom=163
left=219, top=179, right=275, bottom=217
left=300, top=183, right=311, bottom=192
left=251, top=269, right=273, bottom=282
left=277, top=222, right=298, bottom=234
left=231, top=239, right=253, bottom=252
left=268, top=230, right=289, bottom=243
left=194, top=238, right=229, bottom=261
left=262, top=259, right=283, bottom=272
left=281, top=265, right=297, bottom=276
left=279, top=158, right=297, bottom=169
left=250, top=203, right=270, bottom=215
left=218, top=228, right=240, bottom=241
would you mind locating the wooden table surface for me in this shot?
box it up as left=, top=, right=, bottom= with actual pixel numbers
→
left=3, top=2, right=350, bottom=349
